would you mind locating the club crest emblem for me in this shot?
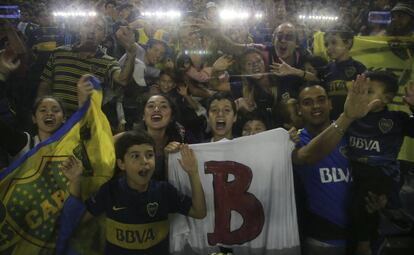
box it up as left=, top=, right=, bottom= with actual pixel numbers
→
left=378, top=118, right=393, bottom=134
left=344, top=66, right=357, bottom=79
left=147, top=202, right=159, bottom=217
left=339, top=146, right=348, bottom=159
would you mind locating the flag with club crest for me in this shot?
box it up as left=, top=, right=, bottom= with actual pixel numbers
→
left=0, top=77, right=115, bottom=255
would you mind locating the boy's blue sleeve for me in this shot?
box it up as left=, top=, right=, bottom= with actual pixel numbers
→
left=55, top=196, right=86, bottom=255
left=165, top=182, right=192, bottom=215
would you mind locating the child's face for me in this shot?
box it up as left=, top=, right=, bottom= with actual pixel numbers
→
left=117, top=144, right=155, bottom=191
left=208, top=99, right=236, bottom=140
left=158, top=74, right=176, bottom=93
left=32, top=98, right=66, bottom=136
left=324, top=34, right=350, bottom=61
left=242, top=120, right=267, bottom=136
left=367, top=80, right=389, bottom=112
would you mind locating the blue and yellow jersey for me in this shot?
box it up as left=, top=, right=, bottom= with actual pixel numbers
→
left=323, top=58, right=366, bottom=119
left=346, top=108, right=414, bottom=171
left=85, top=177, right=192, bottom=255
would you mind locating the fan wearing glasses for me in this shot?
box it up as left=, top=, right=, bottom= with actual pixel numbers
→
left=269, top=22, right=320, bottom=102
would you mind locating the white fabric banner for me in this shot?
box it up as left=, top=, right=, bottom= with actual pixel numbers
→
left=168, top=128, right=301, bottom=255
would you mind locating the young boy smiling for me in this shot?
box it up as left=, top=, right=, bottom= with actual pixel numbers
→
left=61, top=131, right=206, bottom=255
left=323, top=25, right=366, bottom=119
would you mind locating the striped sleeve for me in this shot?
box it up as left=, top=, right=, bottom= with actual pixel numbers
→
left=106, top=60, right=121, bottom=89
left=40, top=51, right=55, bottom=83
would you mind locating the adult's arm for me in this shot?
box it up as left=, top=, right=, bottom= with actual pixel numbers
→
left=112, top=26, right=137, bottom=86
left=292, top=74, right=381, bottom=165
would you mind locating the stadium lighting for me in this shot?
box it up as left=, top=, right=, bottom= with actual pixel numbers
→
left=255, top=12, right=264, bottom=19
left=52, top=11, right=97, bottom=17
left=299, top=15, right=338, bottom=21
left=141, top=10, right=182, bottom=19
left=219, top=9, right=264, bottom=21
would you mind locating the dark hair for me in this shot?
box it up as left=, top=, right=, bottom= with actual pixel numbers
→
left=139, top=94, right=185, bottom=143
left=142, top=93, right=179, bottom=123
left=238, top=111, right=269, bottom=135
left=298, top=83, right=328, bottom=100
left=158, top=70, right=177, bottom=81
left=364, top=70, right=399, bottom=96
left=117, top=3, right=133, bottom=12
left=176, top=53, right=193, bottom=71
left=32, top=96, right=66, bottom=117
left=105, top=0, right=117, bottom=8
left=304, top=55, right=328, bottom=72
left=115, top=130, right=155, bottom=160
left=206, top=92, right=237, bottom=114
left=145, top=39, right=168, bottom=51
left=324, top=25, right=355, bottom=49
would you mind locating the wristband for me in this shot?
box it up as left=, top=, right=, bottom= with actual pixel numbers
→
left=331, top=121, right=345, bottom=135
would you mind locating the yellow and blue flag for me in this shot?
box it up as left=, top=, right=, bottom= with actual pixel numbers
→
left=313, top=32, right=414, bottom=162
left=0, top=77, right=115, bottom=255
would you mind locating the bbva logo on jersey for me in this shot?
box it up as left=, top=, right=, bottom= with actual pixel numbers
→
left=319, top=167, right=352, bottom=183
left=349, top=136, right=380, bottom=152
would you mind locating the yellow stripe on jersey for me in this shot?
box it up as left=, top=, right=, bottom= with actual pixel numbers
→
left=32, top=41, right=57, bottom=52
left=105, top=218, right=169, bottom=250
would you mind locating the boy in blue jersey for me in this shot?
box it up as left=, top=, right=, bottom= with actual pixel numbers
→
left=293, top=72, right=414, bottom=255
left=344, top=71, right=414, bottom=255
left=293, top=84, right=352, bottom=255
left=60, top=131, right=206, bottom=255
left=323, top=25, right=366, bottom=120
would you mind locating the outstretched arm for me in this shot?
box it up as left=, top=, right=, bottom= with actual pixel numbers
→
left=270, top=57, right=319, bottom=81
left=178, top=145, right=206, bottom=219
left=292, top=74, right=381, bottom=165
left=112, top=26, right=137, bottom=86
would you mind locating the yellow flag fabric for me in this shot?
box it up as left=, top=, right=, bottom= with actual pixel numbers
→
left=0, top=77, right=115, bottom=255
left=313, top=32, right=414, bottom=162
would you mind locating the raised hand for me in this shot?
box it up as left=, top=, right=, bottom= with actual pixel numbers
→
left=0, top=50, right=20, bottom=75
left=344, top=74, right=381, bottom=120
left=178, top=145, right=198, bottom=175
left=212, top=55, right=234, bottom=72
left=365, top=192, right=387, bottom=214
left=116, top=26, right=137, bottom=54
left=288, top=127, right=301, bottom=144
left=270, top=57, right=297, bottom=76
left=61, top=156, right=83, bottom=182
left=77, top=75, right=94, bottom=108
left=177, top=84, right=189, bottom=97
left=403, top=80, right=414, bottom=108
left=164, top=141, right=182, bottom=154
left=235, top=97, right=256, bottom=112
